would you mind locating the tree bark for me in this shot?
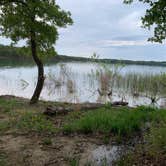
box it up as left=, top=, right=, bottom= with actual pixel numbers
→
left=30, top=31, right=45, bottom=104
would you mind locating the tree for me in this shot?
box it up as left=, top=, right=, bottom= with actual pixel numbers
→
left=0, top=0, right=73, bottom=104
left=124, top=0, right=166, bottom=43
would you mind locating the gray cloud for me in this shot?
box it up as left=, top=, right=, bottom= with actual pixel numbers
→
left=55, top=0, right=166, bottom=60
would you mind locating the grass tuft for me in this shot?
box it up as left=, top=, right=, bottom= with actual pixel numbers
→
left=14, top=112, right=56, bottom=134
left=0, top=121, right=10, bottom=133
left=0, top=98, right=22, bottom=113
left=63, top=107, right=166, bottom=137
left=147, top=123, right=166, bottom=155
left=0, top=151, right=9, bottom=166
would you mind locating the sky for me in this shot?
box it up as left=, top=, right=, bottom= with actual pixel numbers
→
left=0, top=0, right=166, bottom=61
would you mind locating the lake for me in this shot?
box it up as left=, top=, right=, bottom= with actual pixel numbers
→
left=1, top=62, right=166, bottom=107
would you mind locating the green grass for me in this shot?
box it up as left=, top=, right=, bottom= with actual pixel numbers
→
left=42, top=137, right=52, bottom=145
left=63, top=106, right=166, bottom=137
left=114, top=107, right=166, bottom=166
left=116, top=123, right=166, bottom=166
left=0, top=121, right=10, bottom=133
left=69, top=158, right=79, bottom=166
left=0, top=151, right=9, bottom=166
left=146, top=123, right=166, bottom=155
left=0, top=98, right=23, bottom=113
left=0, top=98, right=56, bottom=134
left=13, top=112, right=56, bottom=134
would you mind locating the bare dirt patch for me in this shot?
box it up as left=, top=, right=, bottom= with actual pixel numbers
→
left=0, top=133, right=107, bottom=166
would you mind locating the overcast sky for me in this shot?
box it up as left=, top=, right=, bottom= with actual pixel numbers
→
left=0, top=0, right=166, bottom=61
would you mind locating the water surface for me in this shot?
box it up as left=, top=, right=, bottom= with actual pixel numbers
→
left=1, top=62, right=166, bottom=107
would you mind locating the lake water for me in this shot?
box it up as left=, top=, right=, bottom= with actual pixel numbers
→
left=1, top=62, right=166, bottom=107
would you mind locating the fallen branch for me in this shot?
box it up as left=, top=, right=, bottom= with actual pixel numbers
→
left=44, top=101, right=129, bottom=116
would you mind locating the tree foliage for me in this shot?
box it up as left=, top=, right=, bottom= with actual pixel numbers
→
left=124, top=0, right=166, bottom=43
left=0, top=0, right=73, bottom=56
left=0, top=0, right=73, bottom=103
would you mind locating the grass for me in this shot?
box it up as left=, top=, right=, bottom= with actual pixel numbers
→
left=14, top=112, right=56, bottom=134
left=146, top=123, right=166, bottom=155
left=0, top=111, right=56, bottom=134
left=116, top=123, right=166, bottom=166
left=0, top=98, right=57, bottom=134
left=42, top=137, right=52, bottom=145
left=69, top=158, right=79, bottom=166
left=0, top=151, right=8, bottom=166
left=64, top=106, right=166, bottom=138
left=0, top=98, right=23, bottom=113
left=115, top=108, right=166, bottom=166
left=0, top=121, right=10, bottom=133
left=0, top=97, right=166, bottom=165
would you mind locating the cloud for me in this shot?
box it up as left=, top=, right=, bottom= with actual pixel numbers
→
left=55, top=0, right=166, bottom=60
left=97, top=40, right=150, bottom=47
left=118, top=11, right=142, bottom=30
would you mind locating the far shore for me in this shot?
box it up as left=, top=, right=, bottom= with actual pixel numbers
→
left=1, top=44, right=166, bottom=67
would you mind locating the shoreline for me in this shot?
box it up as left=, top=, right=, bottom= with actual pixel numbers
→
left=0, top=94, right=165, bottom=165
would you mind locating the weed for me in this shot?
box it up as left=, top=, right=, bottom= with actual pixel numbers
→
left=14, top=112, right=56, bottom=134
left=116, top=124, right=166, bottom=166
left=42, top=137, right=52, bottom=145
left=0, top=98, right=19, bottom=112
left=103, top=135, right=110, bottom=144
left=63, top=107, right=166, bottom=138
left=0, top=151, right=9, bottom=166
left=146, top=123, right=166, bottom=155
left=69, top=157, right=79, bottom=166
left=0, top=121, right=10, bottom=133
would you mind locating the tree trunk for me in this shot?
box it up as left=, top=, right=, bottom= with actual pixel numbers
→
left=30, top=31, right=45, bottom=104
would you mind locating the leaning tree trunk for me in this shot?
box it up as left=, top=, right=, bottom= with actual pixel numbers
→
left=30, top=31, right=45, bottom=104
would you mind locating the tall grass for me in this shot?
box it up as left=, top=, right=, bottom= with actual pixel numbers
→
left=121, top=73, right=166, bottom=102
left=115, top=110, right=166, bottom=166
left=63, top=107, right=163, bottom=137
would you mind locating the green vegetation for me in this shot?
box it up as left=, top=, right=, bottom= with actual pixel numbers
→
left=0, top=44, right=25, bottom=60
left=68, top=158, right=79, bottom=166
left=124, top=0, right=166, bottom=43
left=14, top=112, right=56, bottom=134
left=0, top=97, right=56, bottom=134
left=147, top=124, right=166, bottom=155
left=116, top=73, right=166, bottom=104
left=0, top=111, right=56, bottom=134
left=0, top=97, right=165, bottom=165
left=1, top=44, right=166, bottom=67
left=0, top=121, right=10, bottom=133
left=0, top=98, right=23, bottom=113
left=0, top=0, right=165, bottom=165
left=88, top=68, right=166, bottom=104
left=63, top=106, right=166, bottom=138
left=0, top=1, right=73, bottom=104
left=0, top=151, right=8, bottom=166
left=116, top=123, right=166, bottom=166
left=42, top=137, right=52, bottom=145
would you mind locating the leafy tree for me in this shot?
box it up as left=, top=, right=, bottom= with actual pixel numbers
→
left=124, top=0, right=166, bottom=43
left=0, top=0, right=73, bottom=104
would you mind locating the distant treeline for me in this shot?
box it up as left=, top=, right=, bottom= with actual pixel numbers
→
left=0, top=44, right=34, bottom=66
left=0, top=44, right=166, bottom=67
left=54, top=55, right=166, bottom=67
left=0, top=44, right=18, bottom=57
